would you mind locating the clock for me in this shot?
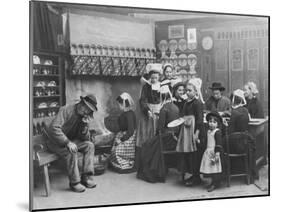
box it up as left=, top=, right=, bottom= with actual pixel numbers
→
left=202, top=36, right=213, bottom=50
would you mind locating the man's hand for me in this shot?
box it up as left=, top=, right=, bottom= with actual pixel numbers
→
left=82, top=115, right=91, bottom=123
left=67, top=141, right=78, bottom=153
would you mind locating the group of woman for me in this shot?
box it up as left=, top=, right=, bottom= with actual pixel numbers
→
left=108, top=63, right=265, bottom=192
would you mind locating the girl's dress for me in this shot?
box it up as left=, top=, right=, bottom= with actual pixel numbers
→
left=200, top=129, right=222, bottom=174
left=110, top=110, right=137, bottom=173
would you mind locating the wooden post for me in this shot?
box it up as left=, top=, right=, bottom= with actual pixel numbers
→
left=43, top=164, right=51, bottom=197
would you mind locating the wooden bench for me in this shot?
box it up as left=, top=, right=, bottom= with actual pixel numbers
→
left=33, top=135, right=59, bottom=197
left=33, top=134, right=114, bottom=197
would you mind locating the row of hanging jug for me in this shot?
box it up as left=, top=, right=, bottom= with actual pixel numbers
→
left=71, top=44, right=156, bottom=59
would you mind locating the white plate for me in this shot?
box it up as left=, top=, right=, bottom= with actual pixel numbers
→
left=167, top=117, right=185, bottom=128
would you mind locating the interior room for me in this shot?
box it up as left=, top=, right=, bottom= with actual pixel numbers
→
left=30, top=1, right=269, bottom=210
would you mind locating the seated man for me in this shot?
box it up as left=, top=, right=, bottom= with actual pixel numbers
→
left=205, top=82, right=231, bottom=116
left=44, top=94, right=98, bottom=192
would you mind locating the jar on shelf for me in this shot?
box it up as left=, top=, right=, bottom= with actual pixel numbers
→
left=135, top=48, right=141, bottom=58
left=101, top=45, right=108, bottom=56
left=113, top=46, right=119, bottom=57
left=141, top=48, right=146, bottom=58
left=90, top=44, right=96, bottom=56
left=42, top=68, right=48, bottom=75
left=119, top=47, right=125, bottom=57
left=130, top=47, right=135, bottom=58
left=96, top=45, right=102, bottom=56
left=84, top=44, right=90, bottom=55
left=151, top=48, right=156, bottom=58
left=124, top=47, right=130, bottom=57
left=71, top=43, right=78, bottom=55
left=108, top=46, right=114, bottom=57
left=146, top=49, right=151, bottom=58
left=78, top=44, right=84, bottom=55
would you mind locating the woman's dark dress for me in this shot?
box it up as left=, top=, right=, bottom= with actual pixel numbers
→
left=135, top=83, right=161, bottom=173
left=136, top=102, right=179, bottom=183
left=173, top=98, right=185, bottom=114
left=245, top=97, right=264, bottom=118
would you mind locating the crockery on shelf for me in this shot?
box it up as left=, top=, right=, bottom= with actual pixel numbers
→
left=47, top=81, right=57, bottom=87
left=33, top=55, right=41, bottom=64
left=44, top=60, right=53, bottom=65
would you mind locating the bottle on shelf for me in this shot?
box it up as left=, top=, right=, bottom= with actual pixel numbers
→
left=36, top=123, right=42, bottom=135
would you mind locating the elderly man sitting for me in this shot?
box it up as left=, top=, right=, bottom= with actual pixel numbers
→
left=44, top=94, right=98, bottom=192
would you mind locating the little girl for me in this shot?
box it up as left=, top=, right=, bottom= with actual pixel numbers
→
left=200, top=111, right=223, bottom=192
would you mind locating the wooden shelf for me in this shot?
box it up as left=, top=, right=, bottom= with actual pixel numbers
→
left=33, top=106, right=60, bottom=111
left=33, top=74, right=60, bottom=77
left=33, top=95, right=60, bottom=99
left=33, top=64, right=58, bottom=68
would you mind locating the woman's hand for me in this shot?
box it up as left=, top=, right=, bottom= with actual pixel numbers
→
left=115, top=138, right=122, bottom=145
left=67, top=141, right=78, bottom=153
left=148, top=111, right=153, bottom=118
left=194, top=131, right=200, bottom=144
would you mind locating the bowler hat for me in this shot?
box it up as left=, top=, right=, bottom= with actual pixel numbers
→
left=206, top=111, right=222, bottom=124
left=209, top=82, right=225, bottom=91
left=80, top=94, right=98, bottom=111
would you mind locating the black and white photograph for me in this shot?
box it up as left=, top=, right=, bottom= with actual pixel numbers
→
left=29, top=1, right=269, bottom=211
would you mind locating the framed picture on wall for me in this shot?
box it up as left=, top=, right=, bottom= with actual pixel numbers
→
left=247, top=48, right=259, bottom=70
left=232, top=48, right=243, bottom=71
left=168, top=24, right=184, bottom=39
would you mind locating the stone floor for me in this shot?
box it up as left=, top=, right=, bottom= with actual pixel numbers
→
left=32, top=166, right=268, bottom=210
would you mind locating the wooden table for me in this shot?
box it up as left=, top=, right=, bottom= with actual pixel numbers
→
left=248, top=118, right=269, bottom=168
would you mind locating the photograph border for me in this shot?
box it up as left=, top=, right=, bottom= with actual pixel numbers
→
left=29, top=1, right=270, bottom=211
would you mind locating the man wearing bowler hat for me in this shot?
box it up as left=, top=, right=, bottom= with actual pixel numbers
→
left=44, top=94, right=98, bottom=192
left=205, top=82, right=231, bottom=116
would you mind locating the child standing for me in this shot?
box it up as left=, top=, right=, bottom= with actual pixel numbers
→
left=181, top=82, right=205, bottom=187
left=200, top=111, right=223, bottom=192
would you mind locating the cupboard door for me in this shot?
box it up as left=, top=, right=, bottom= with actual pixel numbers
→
left=214, top=39, right=229, bottom=94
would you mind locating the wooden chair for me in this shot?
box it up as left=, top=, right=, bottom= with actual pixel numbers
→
left=159, top=131, right=182, bottom=181
left=33, top=135, right=59, bottom=197
left=224, top=132, right=252, bottom=187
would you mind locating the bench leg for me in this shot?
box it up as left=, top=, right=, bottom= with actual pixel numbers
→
left=43, top=164, right=51, bottom=197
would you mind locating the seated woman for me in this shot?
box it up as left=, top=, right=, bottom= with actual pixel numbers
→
left=228, top=89, right=257, bottom=179
left=136, top=85, right=180, bottom=183
left=244, top=81, right=264, bottom=118
left=110, top=93, right=137, bottom=173
left=228, top=89, right=249, bottom=134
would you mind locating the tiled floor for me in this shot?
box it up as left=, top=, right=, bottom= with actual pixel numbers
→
left=32, top=167, right=268, bottom=210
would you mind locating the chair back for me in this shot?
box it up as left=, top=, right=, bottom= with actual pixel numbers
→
left=225, top=132, right=250, bottom=155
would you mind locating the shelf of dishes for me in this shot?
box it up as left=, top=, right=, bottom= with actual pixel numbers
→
left=33, top=102, right=60, bottom=118
left=33, top=66, right=59, bottom=76
left=70, top=56, right=156, bottom=76
left=33, top=55, right=58, bottom=66
left=33, top=86, right=59, bottom=97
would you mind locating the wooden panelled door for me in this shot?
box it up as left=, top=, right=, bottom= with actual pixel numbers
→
left=210, top=25, right=269, bottom=114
